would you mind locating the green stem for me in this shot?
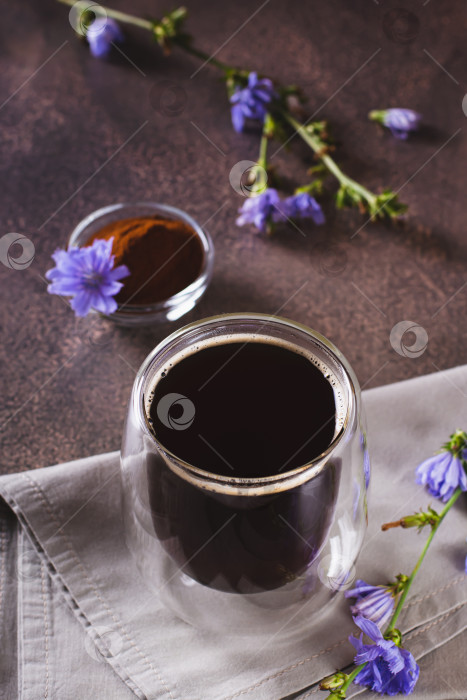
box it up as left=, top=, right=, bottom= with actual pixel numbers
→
left=242, top=117, right=270, bottom=196
left=257, top=116, right=270, bottom=171
left=57, top=0, right=154, bottom=30
left=328, top=663, right=366, bottom=698
left=171, top=37, right=231, bottom=72
left=283, top=112, right=377, bottom=205
left=385, top=487, right=462, bottom=632
left=57, top=0, right=233, bottom=71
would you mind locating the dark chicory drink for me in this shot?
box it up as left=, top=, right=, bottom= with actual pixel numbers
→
left=145, top=338, right=343, bottom=593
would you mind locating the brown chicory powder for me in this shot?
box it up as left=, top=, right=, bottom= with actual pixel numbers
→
left=86, top=216, right=205, bottom=306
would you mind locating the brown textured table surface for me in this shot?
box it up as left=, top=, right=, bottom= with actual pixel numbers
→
left=0, top=0, right=465, bottom=474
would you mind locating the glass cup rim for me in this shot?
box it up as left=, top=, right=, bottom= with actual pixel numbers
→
left=132, top=313, right=359, bottom=494
left=67, top=201, right=215, bottom=314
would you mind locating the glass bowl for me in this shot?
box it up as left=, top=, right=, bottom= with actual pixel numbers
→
left=68, top=202, right=214, bottom=326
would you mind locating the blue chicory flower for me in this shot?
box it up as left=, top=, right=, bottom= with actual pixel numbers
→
left=236, top=189, right=326, bottom=233
left=360, top=432, right=371, bottom=489
left=236, top=188, right=285, bottom=233
left=230, top=72, right=278, bottom=133
left=416, top=450, right=467, bottom=503
left=350, top=616, right=419, bottom=695
left=86, top=17, right=124, bottom=58
left=279, top=192, right=325, bottom=225
left=364, top=448, right=371, bottom=489
left=46, top=238, right=130, bottom=317
left=345, top=580, right=396, bottom=629
left=369, top=109, right=421, bottom=140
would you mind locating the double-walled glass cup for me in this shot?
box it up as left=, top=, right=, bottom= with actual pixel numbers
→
left=121, top=314, right=370, bottom=634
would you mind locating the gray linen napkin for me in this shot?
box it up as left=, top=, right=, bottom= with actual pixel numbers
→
left=1, top=365, right=467, bottom=700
